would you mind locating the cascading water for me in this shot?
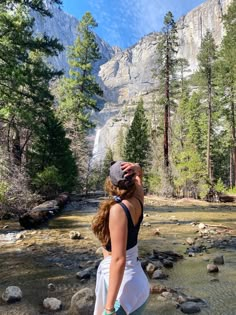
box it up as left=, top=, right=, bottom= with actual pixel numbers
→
left=91, top=128, right=102, bottom=165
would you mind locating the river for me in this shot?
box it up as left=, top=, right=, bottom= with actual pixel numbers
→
left=0, top=196, right=236, bottom=314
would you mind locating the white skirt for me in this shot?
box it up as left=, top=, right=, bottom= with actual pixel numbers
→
left=93, top=245, right=150, bottom=315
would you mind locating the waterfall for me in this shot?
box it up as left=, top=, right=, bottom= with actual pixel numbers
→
left=91, top=128, right=102, bottom=165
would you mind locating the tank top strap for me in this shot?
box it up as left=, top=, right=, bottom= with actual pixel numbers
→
left=135, top=198, right=143, bottom=211
left=118, top=202, right=133, bottom=224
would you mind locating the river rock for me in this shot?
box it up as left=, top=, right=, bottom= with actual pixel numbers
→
left=152, top=269, right=168, bottom=280
left=213, top=255, right=224, bottom=265
left=76, top=267, right=93, bottom=280
left=143, top=222, right=151, bottom=227
left=162, top=259, right=174, bottom=268
left=207, top=264, right=219, bottom=273
left=180, top=301, right=201, bottom=313
left=69, top=231, right=81, bottom=240
left=2, top=286, right=23, bottom=303
left=150, top=284, right=168, bottom=294
left=68, top=287, right=95, bottom=315
left=43, top=297, right=62, bottom=311
left=198, top=223, right=207, bottom=230
left=161, top=291, right=173, bottom=299
left=48, top=283, right=56, bottom=291
left=186, top=237, right=195, bottom=245
left=96, top=246, right=104, bottom=255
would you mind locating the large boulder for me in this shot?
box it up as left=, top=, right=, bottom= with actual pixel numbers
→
left=2, top=286, right=23, bottom=303
left=68, top=287, right=95, bottom=315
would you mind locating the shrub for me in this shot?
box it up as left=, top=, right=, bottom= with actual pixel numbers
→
left=214, top=178, right=225, bottom=193
left=32, top=166, right=63, bottom=198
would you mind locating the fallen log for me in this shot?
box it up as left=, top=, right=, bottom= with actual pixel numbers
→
left=19, top=193, right=69, bottom=229
left=219, top=194, right=236, bottom=203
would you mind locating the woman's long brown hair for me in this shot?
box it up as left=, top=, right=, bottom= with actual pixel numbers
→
left=92, top=177, right=136, bottom=246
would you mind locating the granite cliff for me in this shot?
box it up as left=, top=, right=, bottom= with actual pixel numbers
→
left=93, top=0, right=233, bottom=162
left=31, top=0, right=119, bottom=74
left=98, top=0, right=232, bottom=105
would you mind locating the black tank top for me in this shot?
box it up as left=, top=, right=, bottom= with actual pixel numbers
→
left=105, top=199, right=143, bottom=252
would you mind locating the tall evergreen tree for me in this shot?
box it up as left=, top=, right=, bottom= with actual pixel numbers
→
left=0, top=1, right=63, bottom=165
left=154, top=11, right=178, bottom=169
left=197, top=31, right=217, bottom=181
left=216, top=1, right=236, bottom=187
left=124, top=99, right=150, bottom=167
left=57, top=11, right=103, bottom=130
left=27, top=112, right=77, bottom=196
left=172, top=92, right=208, bottom=197
left=55, top=12, right=103, bottom=190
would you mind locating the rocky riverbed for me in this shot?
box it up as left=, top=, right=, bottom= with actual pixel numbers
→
left=0, top=196, right=236, bottom=315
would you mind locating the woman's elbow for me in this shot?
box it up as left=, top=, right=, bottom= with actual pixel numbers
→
left=112, top=256, right=126, bottom=268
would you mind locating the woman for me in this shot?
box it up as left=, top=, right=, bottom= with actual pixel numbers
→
left=92, top=161, right=150, bottom=315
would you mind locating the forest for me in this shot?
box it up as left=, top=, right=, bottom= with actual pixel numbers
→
left=0, top=0, right=236, bottom=217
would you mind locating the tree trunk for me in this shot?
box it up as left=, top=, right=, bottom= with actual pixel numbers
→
left=230, top=149, right=233, bottom=189
left=12, top=126, right=22, bottom=166
left=164, top=42, right=170, bottom=168
left=230, top=94, right=236, bottom=187
left=207, top=76, right=212, bottom=181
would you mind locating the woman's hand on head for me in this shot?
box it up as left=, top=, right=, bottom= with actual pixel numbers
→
left=121, top=162, right=142, bottom=177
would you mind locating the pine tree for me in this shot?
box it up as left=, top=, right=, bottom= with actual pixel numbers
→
left=154, top=11, right=178, bottom=169
left=0, top=1, right=63, bottom=165
left=57, top=12, right=103, bottom=130
left=124, top=99, right=150, bottom=167
left=197, top=31, right=217, bottom=181
left=215, top=0, right=236, bottom=187
left=172, top=92, right=208, bottom=197
left=55, top=12, right=103, bottom=190
left=27, top=111, right=77, bottom=196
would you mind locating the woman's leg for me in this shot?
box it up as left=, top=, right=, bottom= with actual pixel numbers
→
left=115, top=301, right=126, bottom=315
left=129, top=301, right=147, bottom=314
left=115, top=299, right=148, bottom=315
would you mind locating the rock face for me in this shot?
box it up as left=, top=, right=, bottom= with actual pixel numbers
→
left=177, top=0, right=232, bottom=72
left=93, top=0, right=233, bottom=162
left=98, top=33, right=158, bottom=104
left=98, top=0, right=232, bottom=104
left=31, top=0, right=119, bottom=74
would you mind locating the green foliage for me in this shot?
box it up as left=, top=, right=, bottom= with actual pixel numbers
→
left=225, top=187, right=236, bottom=195
left=124, top=99, right=150, bottom=167
left=101, top=148, right=114, bottom=183
left=197, top=31, right=217, bottom=78
left=174, top=143, right=207, bottom=197
left=154, top=11, right=178, bottom=99
left=214, top=178, right=225, bottom=193
left=57, top=12, right=102, bottom=130
left=32, top=166, right=63, bottom=197
left=27, top=112, right=77, bottom=195
left=198, top=181, right=211, bottom=200
left=1, top=1, right=62, bottom=17
left=147, top=173, right=161, bottom=194
left=114, top=127, right=127, bottom=160
left=0, top=181, right=8, bottom=204
left=0, top=0, right=63, bottom=167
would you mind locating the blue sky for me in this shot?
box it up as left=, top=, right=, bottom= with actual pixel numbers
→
left=62, top=0, right=206, bottom=49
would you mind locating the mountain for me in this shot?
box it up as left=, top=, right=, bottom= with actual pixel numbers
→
left=91, top=0, right=233, bottom=163
left=98, top=0, right=232, bottom=105
left=31, top=0, right=120, bottom=74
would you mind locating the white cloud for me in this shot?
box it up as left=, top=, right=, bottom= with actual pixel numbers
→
left=120, top=0, right=166, bottom=36
left=85, top=0, right=204, bottom=48
left=89, top=0, right=167, bottom=47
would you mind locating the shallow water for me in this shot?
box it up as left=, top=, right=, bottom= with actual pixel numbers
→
left=147, top=251, right=236, bottom=315
left=1, top=198, right=236, bottom=315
